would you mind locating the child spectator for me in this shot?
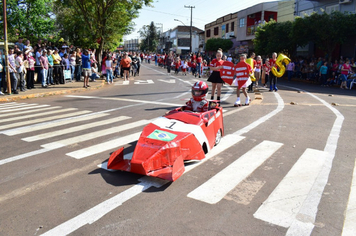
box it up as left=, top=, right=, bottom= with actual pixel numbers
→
left=319, top=61, right=328, bottom=86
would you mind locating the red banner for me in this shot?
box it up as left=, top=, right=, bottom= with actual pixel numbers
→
left=219, top=61, right=235, bottom=85
left=234, top=62, right=251, bottom=89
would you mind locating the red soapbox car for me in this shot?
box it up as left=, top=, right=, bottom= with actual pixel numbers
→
left=107, top=101, right=224, bottom=181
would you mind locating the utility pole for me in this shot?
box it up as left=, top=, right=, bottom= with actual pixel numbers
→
left=184, top=5, right=195, bottom=54
left=3, top=0, right=11, bottom=94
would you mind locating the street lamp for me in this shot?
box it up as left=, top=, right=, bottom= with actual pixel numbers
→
left=174, top=19, right=186, bottom=26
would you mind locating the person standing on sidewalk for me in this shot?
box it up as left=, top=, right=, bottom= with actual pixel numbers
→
left=25, top=50, right=35, bottom=89
left=286, top=58, right=295, bottom=82
left=75, top=48, right=82, bottom=82
left=0, top=50, right=4, bottom=95
left=81, top=49, right=92, bottom=88
left=52, top=48, right=62, bottom=85
left=39, top=49, right=49, bottom=88
left=8, top=47, right=19, bottom=94
left=47, top=50, right=54, bottom=85
left=15, top=51, right=26, bottom=91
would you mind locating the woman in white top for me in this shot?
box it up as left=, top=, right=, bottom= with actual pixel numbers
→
left=105, top=54, right=114, bottom=84
left=70, top=51, right=76, bottom=82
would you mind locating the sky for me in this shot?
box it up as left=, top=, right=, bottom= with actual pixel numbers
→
left=124, top=0, right=278, bottom=40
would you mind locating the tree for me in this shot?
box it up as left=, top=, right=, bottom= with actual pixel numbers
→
left=305, top=11, right=354, bottom=61
left=205, top=38, right=233, bottom=53
left=138, top=22, right=159, bottom=52
left=54, top=0, right=153, bottom=63
left=254, top=20, right=295, bottom=57
left=0, top=0, right=56, bottom=42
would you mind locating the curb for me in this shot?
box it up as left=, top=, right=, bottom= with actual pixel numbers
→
left=0, top=80, right=105, bottom=102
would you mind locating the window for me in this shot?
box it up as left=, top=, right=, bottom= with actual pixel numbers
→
left=206, top=29, right=211, bottom=38
left=214, top=27, right=218, bottom=35
left=239, top=18, right=245, bottom=27
left=326, top=4, right=339, bottom=14
left=231, top=22, right=234, bottom=32
left=226, top=23, right=229, bottom=33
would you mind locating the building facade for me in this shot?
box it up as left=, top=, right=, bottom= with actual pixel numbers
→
left=123, top=38, right=140, bottom=52
left=158, top=26, right=203, bottom=55
left=295, top=0, right=356, bottom=58
left=204, top=1, right=279, bottom=57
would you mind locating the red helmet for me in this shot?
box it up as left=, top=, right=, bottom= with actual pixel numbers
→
left=192, top=81, right=208, bottom=101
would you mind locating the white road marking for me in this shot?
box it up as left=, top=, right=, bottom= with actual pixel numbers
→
left=41, top=120, right=149, bottom=150
left=66, top=132, right=141, bottom=159
left=0, top=106, right=59, bottom=119
left=280, top=85, right=345, bottom=236
left=134, top=79, right=154, bottom=84
left=40, top=177, right=168, bottom=236
left=114, top=80, right=130, bottom=85
left=22, top=116, right=131, bottom=142
left=0, top=101, right=16, bottom=106
left=0, top=104, right=50, bottom=113
left=2, top=113, right=109, bottom=136
left=65, top=95, right=181, bottom=107
left=0, top=110, right=91, bottom=131
left=1, top=108, right=78, bottom=123
left=158, top=79, right=175, bottom=83
left=221, top=84, right=234, bottom=101
left=342, top=159, right=356, bottom=236
left=43, top=91, right=285, bottom=236
left=188, top=140, right=283, bottom=204
left=0, top=149, right=51, bottom=166
left=0, top=103, right=35, bottom=109
left=254, top=148, right=326, bottom=228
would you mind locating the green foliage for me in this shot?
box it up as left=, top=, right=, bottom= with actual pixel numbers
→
left=205, top=38, right=233, bottom=52
left=254, top=20, right=295, bottom=56
left=54, top=0, right=153, bottom=51
left=253, top=11, right=356, bottom=59
left=138, top=21, right=159, bottom=52
left=0, top=0, right=56, bottom=42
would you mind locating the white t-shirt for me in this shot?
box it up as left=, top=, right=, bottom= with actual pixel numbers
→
left=105, top=60, right=113, bottom=70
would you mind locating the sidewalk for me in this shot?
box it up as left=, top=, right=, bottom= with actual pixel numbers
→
left=0, top=79, right=106, bottom=102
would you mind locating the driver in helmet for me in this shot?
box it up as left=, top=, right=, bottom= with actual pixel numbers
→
left=184, top=81, right=209, bottom=112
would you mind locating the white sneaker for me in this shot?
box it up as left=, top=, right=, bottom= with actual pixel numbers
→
left=0, top=91, right=4, bottom=95
left=245, top=96, right=250, bottom=105
left=234, top=97, right=241, bottom=107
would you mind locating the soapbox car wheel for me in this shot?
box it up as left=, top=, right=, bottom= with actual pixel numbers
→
left=214, top=129, right=222, bottom=146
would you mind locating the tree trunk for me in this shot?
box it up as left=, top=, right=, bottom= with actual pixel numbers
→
left=97, top=39, right=104, bottom=68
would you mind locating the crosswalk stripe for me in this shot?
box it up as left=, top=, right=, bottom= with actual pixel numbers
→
left=1, top=108, right=78, bottom=123
left=342, top=158, right=356, bottom=236
left=0, top=103, right=39, bottom=110
left=65, top=95, right=182, bottom=107
left=0, top=102, right=26, bottom=108
left=41, top=120, right=149, bottom=150
left=40, top=176, right=167, bottom=236
left=66, top=132, right=142, bottom=159
left=0, top=110, right=91, bottom=131
left=253, top=148, right=326, bottom=228
left=22, top=116, right=131, bottom=142
left=0, top=102, right=16, bottom=107
left=187, top=140, right=283, bottom=204
left=2, top=113, right=109, bottom=136
left=0, top=104, right=50, bottom=113
left=0, top=106, right=60, bottom=119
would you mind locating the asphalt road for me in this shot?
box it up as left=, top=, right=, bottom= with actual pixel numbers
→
left=0, top=63, right=355, bottom=236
